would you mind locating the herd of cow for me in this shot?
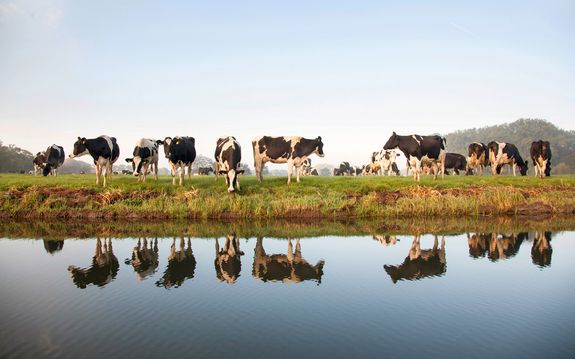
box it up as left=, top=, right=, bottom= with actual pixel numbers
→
left=31, top=132, right=552, bottom=191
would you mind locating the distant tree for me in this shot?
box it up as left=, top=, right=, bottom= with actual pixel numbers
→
left=445, top=119, right=575, bottom=174
left=0, top=141, right=34, bottom=173
left=319, top=168, right=331, bottom=176
left=192, top=155, right=215, bottom=173
left=239, top=162, right=252, bottom=175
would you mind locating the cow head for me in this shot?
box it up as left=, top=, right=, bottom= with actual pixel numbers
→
left=33, top=152, right=46, bottom=167
left=383, top=132, right=399, bottom=150
left=163, top=137, right=172, bottom=158
left=315, top=136, right=324, bottom=157
left=129, top=146, right=152, bottom=176
left=70, top=137, right=89, bottom=158
left=42, top=164, right=52, bottom=176
left=519, top=161, right=528, bottom=176
left=219, top=168, right=244, bottom=192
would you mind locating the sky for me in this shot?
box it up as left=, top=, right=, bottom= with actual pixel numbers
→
left=1, top=0, right=574, bottom=168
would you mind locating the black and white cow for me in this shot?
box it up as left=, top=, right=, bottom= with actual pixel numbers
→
left=487, top=141, right=528, bottom=176
left=215, top=136, right=244, bottom=193
left=467, top=142, right=489, bottom=175
left=301, top=158, right=312, bottom=176
left=383, top=132, right=446, bottom=181
left=42, top=144, right=65, bottom=177
left=443, top=153, right=467, bottom=175
left=384, top=236, right=446, bottom=283
left=125, top=138, right=163, bottom=182
left=373, top=149, right=401, bottom=176
left=530, top=140, right=552, bottom=178
left=70, top=135, right=120, bottom=186
left=252, top=136, right=324, bottom=184
left=163, top=136, right=196, bottom=185
left=198, top=167, right=214, bottom=175
left=33, top=152, right=47, bottom=176
left=334, top=161, right=353, bottom=176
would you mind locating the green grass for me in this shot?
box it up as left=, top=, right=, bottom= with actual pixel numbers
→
left=1, top=173, right=574, bottom=219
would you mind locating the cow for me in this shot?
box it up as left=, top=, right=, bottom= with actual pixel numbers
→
left=43, top=240, right=64, bottom=254
left=124, top=138, right=163, bottom=182
left=252, top=136, right=324, bottom=184
left=373, top=149, right=401, bottom=176
left=383, top=132, right=446, bottom=181
left=253, top=237, right=325, bottom=284
left=531, top=231, right=552, bottom=267
left=33, top=152, right=46, bottom=176
left=70, top=135, right=120, bottom=186
left=467, top=233, right=491, bottom=258
left=121, top=169, right=132, bottom=175
left=156, top=237, right=196, bottom=289
left=215, top=136, right=244, bottom=193
left=125, top=238, right=159, bottom=281
left=68, top=238, right=119, bottom=288
left=198, top=167, right=214, bottom=175
left=215, top=234, right=244, bottom=284
left=301, top=158, right=313, bottom=176
left=41, top=145, right=65, bottom=177
left=383, top=236, right=446, bottom=283
left=466, top=142, right=489, bottom=175
left=310, top=168, right=319, bottom=176
left=443, top=153, right=467, bottom=175
left=487, top=232, right=527, bottom=261
left=334, top=161, right=353, bottom=176
left=487, top=141, right=528, bottom=176
left=530, top=140, right=552, bottom=178
left=373, top=235, right=399, bottom=247
left=163, top=136, right=196, bottom=185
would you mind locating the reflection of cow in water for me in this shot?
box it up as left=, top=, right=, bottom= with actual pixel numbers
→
left=467, top=232, right=527, bottom=261
left=384, top=236, right=446, bottom=283
left=253, top=237, right=325, bottom=284
left=68, top=238, right=119, bottom=288
left=373, top=235, right=399, bottom=247
left=531, top=231, right=553, bottom=268
left=43, top=240, right=64, bottom=254
left=214, top=234, right=244, bottom=284
left=156, top=237, right=196, bottom=289
left=125, top=238, right=159, bottom=280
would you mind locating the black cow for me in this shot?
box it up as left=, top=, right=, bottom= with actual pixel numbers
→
left=467, top=142, right=489, bottom=175
left=163, top=136, right=196, bottom=185
left=215, top=234, right=244, bottom=284
left=215, top=136, right=244, bottom=192
left=383, top=132, right=446, bottom=181
left=33, top=152, right=46, bottom=176
left=487, top=142, right=528, bottom=176
left=252, top=136, right=324, bottom=184
left=43, top=240, right=64, bottom=254
left=156, top=237, right=196, bottom=289
left=70, top=135, right=120, bottom=186
left=125, top=138, right=163, bottom=182
left=384, top=236, right=446, bottom=283
left=443, top=153, right=467, bottom=175
left=310, top=168, right=319, bottom=176
left=198, top=167, right=214, bottom=175
left=530, top=140, right=552, bottom=178
left=68, top=238, right=119, bottom=288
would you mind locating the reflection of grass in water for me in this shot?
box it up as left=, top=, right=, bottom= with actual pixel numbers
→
left=2, top=216, right=575, bottom=240
left=0, top=174, right=574, bottom=219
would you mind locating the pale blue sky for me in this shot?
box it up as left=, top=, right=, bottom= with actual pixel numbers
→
left=1, top=0, right=574, bottom=167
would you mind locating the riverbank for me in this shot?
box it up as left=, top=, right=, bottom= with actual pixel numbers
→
left=1, top=174, right=574, bottom=220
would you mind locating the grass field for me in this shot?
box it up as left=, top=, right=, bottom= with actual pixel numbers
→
left=1, top=173, right=574, bottom=219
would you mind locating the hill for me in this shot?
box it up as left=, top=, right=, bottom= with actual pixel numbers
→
left=445, top=119, right=575, bottom=174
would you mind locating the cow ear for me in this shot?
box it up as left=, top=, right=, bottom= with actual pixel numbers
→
left=392, top=131, right=396, bottom=135
left=125, top=158, right=133, bottom=163
left=317, top=136, right=322, bottom=141
left=156, top=140, right=164, bottom=145
left=237, top=169, right=245, bottom=174
left=77, top=136, right=81, bottom=141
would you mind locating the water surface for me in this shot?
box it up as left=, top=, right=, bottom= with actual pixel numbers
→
left=1, top=220, right=574, bottom=358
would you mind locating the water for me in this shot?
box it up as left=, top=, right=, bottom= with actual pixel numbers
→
left=1, top=220, right=574, bottom=358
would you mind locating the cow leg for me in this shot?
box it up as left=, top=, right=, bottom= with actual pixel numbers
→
left=154, top=162, right=159, bottom=181
left=512, top=163, right=516, bottom=176
left=287, top=160, right=294, bottom=184
left=215, top=162, right=220, bottom=181
left=287, top=238, right=294, bottom=262
left=236, top=173, right=241, bottom=191
left=296, top=165, right=302, bottom=183
left=179, top=165, right=184, bottom=186
left=188, top=164, right=193, bottom=181
left=95, top=164, right=102, bottom=185
left=255, top=160, right=263, bottom=182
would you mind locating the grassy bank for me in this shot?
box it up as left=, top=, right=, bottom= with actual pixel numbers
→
left=1, top=174, right=575, bottom=219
